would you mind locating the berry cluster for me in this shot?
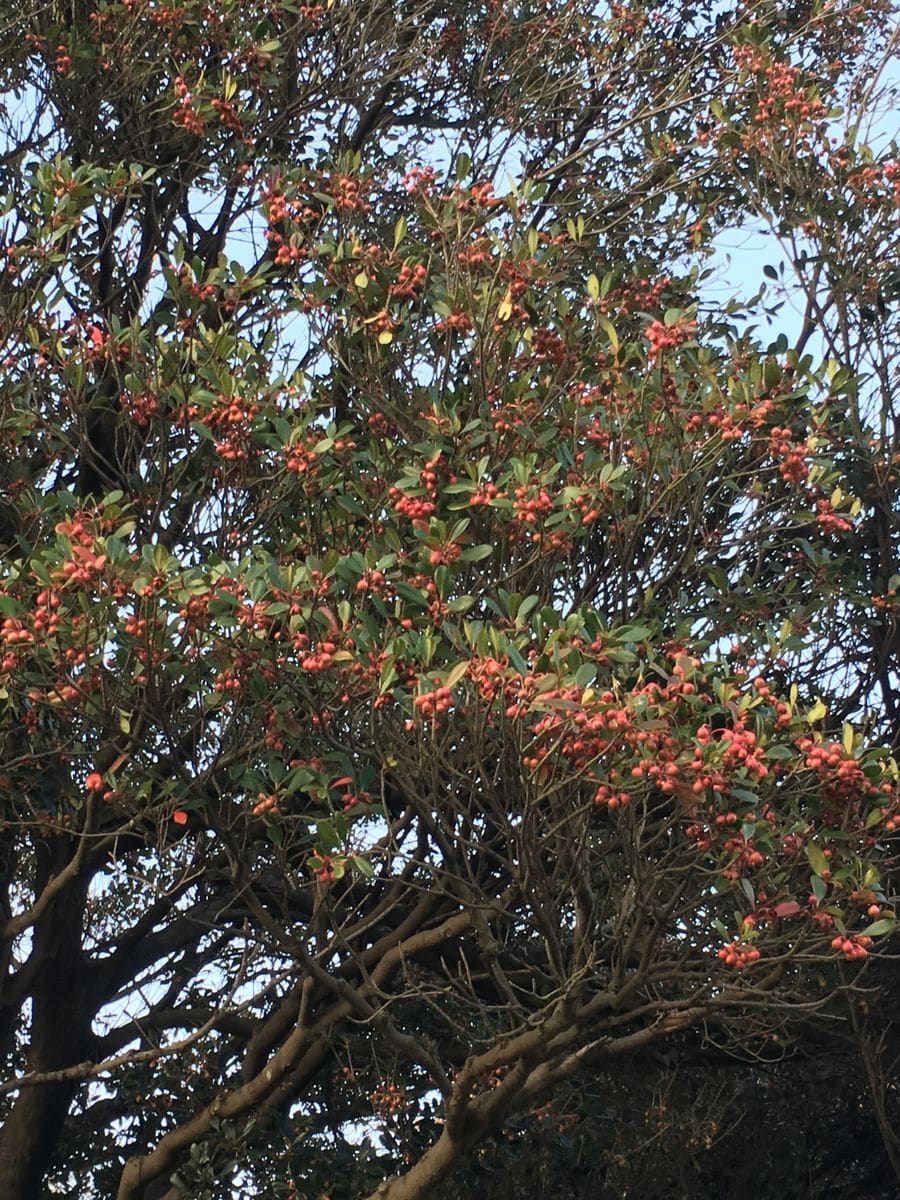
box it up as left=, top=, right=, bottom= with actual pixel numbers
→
left=831, top=933, right=871, bottom=961
left=717, top=940, right=761, bottom=969
left=644, top=316, right=696, bottom=359
left=54, top=518, right=108, bottom=587
left=172, top=76, right=204, bottom=137
left=768, top=427, right=810, bottom=483
left=389, top=488, right=436, bottom=520
left=413, top=684, right=453, bottom=720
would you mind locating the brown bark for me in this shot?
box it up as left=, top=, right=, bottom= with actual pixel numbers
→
left=0, top=838, right=93, bottom=1198
left=366, top=1126, right=468, bottom=1200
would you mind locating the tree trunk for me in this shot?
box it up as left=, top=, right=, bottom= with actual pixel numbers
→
left=0, top=838, right=93, bottom=1198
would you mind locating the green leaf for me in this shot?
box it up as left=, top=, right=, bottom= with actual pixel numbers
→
left=316, top=819, right=340, bottom=851
left=395, top=582, right=426, bottom=606
left=460, top=544, right=493, bottom=562
left=575, top=663, right=596, bottom=687
left=863, top=918, right=895, bottom=937
left=731, top=787, right=758, bottom=804
left=352, top=855, right=375, bottom=879
left=447, top=595, right=476, bottom=613
left=766, top=744, right=794, bottom=760
left=807, top=844, right=829, bottom=878
left=506, top=643, right=529, bottom=673
left=615, top=624, right=651, bottom=643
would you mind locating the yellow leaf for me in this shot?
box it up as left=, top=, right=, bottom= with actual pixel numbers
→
left=808, top=698, right=827, bottom=723
left=444, top=660, right=470, bottom=689
left=599, top=316, right=619, bottom=354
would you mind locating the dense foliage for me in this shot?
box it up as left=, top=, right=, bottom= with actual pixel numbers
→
left=1, top=0, right=899, bottom=1196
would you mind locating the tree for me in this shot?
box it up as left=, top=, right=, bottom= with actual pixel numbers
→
left=1, top=0, right=899, bottom=1196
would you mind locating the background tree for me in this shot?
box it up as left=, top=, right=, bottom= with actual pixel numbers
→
left=0, top=1, right=898, bottom=1197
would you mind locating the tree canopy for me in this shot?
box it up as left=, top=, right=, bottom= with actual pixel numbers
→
left=1, top=0, right=899, bottom=1196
